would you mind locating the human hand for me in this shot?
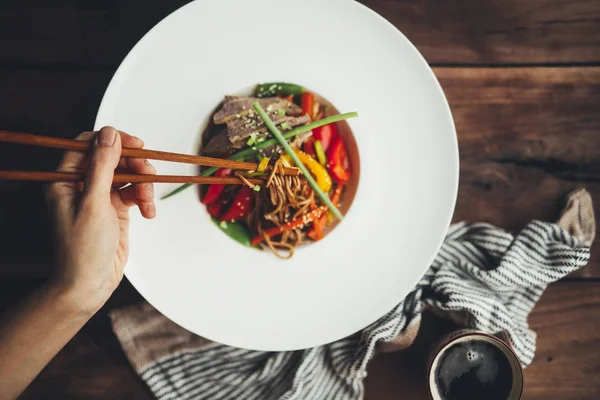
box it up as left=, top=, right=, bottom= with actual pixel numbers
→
left=46, top=127, right=156, bottom=314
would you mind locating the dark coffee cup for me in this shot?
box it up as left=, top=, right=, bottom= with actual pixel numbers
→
left=428, top=330, right=524, bottom=400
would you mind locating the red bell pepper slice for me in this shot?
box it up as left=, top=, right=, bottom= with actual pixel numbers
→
left=312, top=123, right=336, bottom=153
left=307, top=199, right=324, bottom=241
left=207, top=199, right=226, bottom=218
left=303, top=136, right=316, bottom=157
left=300, top=92, right=314, bottom=119
left=327, top=136, right=351, bottom=184
left=201, top=168, right=232, bottom=205
left=219, top=185, right=254, bottom=222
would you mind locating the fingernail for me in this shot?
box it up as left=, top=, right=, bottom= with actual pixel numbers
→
left=97, top=126, right=117, bottom=147
left=146, top=204, right=156, bottom=217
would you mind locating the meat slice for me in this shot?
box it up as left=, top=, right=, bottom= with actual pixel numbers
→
left=203, top=96, right=311, bottom=157
left=202, top=128, right=231, bottom=157
left=203, top=115, right=312, bottom=157
left=213, top=96, right=305, bottom=124
left=226, top=114, right=310, bottom=145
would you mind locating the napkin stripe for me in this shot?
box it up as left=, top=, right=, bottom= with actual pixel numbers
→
left=133, top=221, right=589, bottom=400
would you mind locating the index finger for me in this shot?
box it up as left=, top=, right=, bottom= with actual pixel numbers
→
left=117, top=130, right=156, bottom=219
left=118, top=130, right=144, bottom=149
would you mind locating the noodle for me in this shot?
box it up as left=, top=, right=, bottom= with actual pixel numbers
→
left=265, top=159, right=281, bottom=188
left=234, top=171, right=256, bottom=189
left=246, top=171, right=314, bottom=258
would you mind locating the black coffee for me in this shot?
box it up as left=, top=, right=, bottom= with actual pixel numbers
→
left=434, top=339, right=513, bottom=400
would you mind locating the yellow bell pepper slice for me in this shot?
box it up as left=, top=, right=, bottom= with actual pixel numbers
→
left=284, top=150, right=332, bottom=193
left=257, top=157, right=270, bottom=173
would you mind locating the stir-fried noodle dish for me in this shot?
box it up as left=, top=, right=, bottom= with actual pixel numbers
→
left=164, top=83, right=359, bottom=259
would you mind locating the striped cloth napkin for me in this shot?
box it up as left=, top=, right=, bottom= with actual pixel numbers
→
left=110, top=189, right=595, bottom=400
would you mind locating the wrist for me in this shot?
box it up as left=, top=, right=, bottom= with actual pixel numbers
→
left=44, top=279, right=110, bottom=318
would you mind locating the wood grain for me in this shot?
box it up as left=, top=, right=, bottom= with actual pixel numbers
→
left=364, top=282, right=600, bottom=400
left=361, top=0, right=600, bottom=65
left=0, top=0, right=191, bottom=68
left=1, top=0, right=599, bottom=67
left=436, top=67, right=600, bottom=277
left=524, top=282, right=600, bottom=399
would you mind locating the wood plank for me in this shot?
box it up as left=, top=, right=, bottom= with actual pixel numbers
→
left=365, top=282, right=600, bottom=400
left=0, top=67, right=598, bottom=277
left=435, top=67, right=600, bottom=277
left=362, top=0, right=600, bottom=65
left=524, top=281, right=600, bottom=399
left=0, top=0, right=191, bottom=68
left=1, top=0, right=599, bottom=67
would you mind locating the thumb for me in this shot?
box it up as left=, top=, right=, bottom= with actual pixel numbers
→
left=83, top=126, right=122, bottom=201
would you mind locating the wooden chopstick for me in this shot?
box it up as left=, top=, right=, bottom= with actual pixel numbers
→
left=0, top=171, right=264, bottom=185
left=0, top=130, right=300, bottom=176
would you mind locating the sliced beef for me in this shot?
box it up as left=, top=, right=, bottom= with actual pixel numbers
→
left=202, top=128, right=232, bottom=157
left=213, top=97, right=280, bottom=124
left=226, top=114, right=310, bottom=145
left=204, top=96, right=311, bottom=157
left=204, top=115, right=312, bottom=158
left=284, top=102, right=304, bottom=117
left=213, top=96, right=304, bottom=124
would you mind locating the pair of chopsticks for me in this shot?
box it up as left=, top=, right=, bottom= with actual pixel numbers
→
left=0, top=131, right=299, bottom=185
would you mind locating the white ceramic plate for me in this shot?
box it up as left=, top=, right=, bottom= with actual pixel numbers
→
left=95, top=0, right=458, bottom=351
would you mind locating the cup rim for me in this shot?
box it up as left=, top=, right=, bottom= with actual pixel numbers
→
left=428, top=331, right=524, bottom=400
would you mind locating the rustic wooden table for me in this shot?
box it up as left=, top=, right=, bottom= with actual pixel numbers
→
left=1, top=1, right=599, bottom=399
